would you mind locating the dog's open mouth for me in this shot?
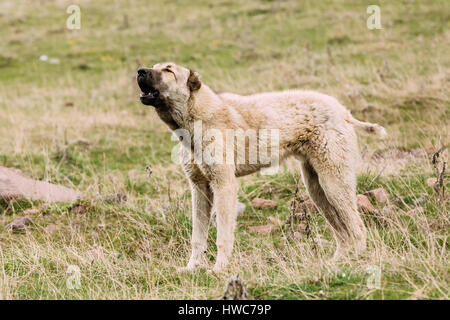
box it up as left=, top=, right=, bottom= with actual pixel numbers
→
left=137, top=68, right=164, bottom=106
left=137, top=78, right=159, bottom=105
left=140, top=89, right=159, bottom=99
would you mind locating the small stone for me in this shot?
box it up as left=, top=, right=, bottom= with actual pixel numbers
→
left=250, top=198, right=277, bottom=209
left=357, top=194, right=375, bottom=213
left=23, top=208, right=40, bottom=215
left=365, top=188, right=390, bottom=203
left=4, top=217, right=31, bottom=231
left=236, top=201, right=246, bottom=216
left=426, top=178, right=437, bottom=188
left=248, top=224, right=275, bottom=235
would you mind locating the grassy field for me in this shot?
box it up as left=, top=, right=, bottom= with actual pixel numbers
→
left=0, top=0, right=448, bottom=299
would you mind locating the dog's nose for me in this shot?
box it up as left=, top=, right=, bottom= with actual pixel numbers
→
left=137, top=68, right=147, bottom=77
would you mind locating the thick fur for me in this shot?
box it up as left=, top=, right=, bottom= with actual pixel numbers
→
left=136, top=62, right=387, bottom=272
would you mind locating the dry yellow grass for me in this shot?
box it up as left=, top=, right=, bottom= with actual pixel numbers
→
left=0, top=0, right=448, bottom=299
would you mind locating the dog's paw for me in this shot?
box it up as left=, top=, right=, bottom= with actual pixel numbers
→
left=177, top=258, right=206, bottom=273
left=176, top=265, right=200, bottom=273
left=206, top=267, right=224, bottom=275
left=209, top=261, right=228, bottom=274
left=205, top=263, right=226, bottom=275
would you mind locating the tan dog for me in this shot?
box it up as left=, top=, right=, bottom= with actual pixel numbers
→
left=137, top=62, right=387, bottom=272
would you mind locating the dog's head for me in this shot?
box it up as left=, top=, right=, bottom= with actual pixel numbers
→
left=137, top=62, right=201, bottom=109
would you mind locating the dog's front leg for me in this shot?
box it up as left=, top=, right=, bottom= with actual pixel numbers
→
left=210, top=167, right=238, bottom=272
left=182, top=179, right=213, bottom=271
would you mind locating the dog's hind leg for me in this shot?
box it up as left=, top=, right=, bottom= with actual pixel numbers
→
left=299, top=159, right=366, bottom=258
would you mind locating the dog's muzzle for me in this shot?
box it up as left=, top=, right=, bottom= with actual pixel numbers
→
left=137, top=68, right=159, bottom=106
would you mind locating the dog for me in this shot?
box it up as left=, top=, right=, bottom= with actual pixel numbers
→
left=137, top=62, right=387, bottom=272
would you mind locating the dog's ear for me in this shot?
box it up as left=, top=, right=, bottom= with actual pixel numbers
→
left=187, top=70, right=201, bottom=91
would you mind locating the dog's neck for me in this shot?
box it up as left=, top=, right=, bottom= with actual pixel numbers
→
left=182, top=84, right=223, bottom=130
left=189, top=84, right=222, bottom=120
left=156, top=84, right=224, bottom=134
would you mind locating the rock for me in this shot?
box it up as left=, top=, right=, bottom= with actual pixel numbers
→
left=250, top=198, right=277, bottom=209
left=71, top=204, right=88, bottom=214
left=248, top=224, right=275, bottom=235
left=236, top=201, right=246, bottom=216
left=4, top=217, right=31, bottom=231
left=0, top=166, right=82, bottom=202
left=44, top=224, right=60, bottom=234
left=426, top=178, right=437, bottom=188
left=267, top=216, right=283, bottom=226
left=357, top=194, right=375, bottom=213
left=365, top=188, right=390, bottom=203
left=23, top=208, right=40, bottom=215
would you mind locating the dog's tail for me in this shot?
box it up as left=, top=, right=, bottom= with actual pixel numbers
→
left=346, top=111, right=387, bottom=137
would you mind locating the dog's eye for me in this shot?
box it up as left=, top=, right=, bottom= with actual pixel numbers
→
left=163, top=68, right=177, bottom=80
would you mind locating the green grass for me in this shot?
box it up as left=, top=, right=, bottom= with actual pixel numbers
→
left=0, top=0, right=449, bottom=299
